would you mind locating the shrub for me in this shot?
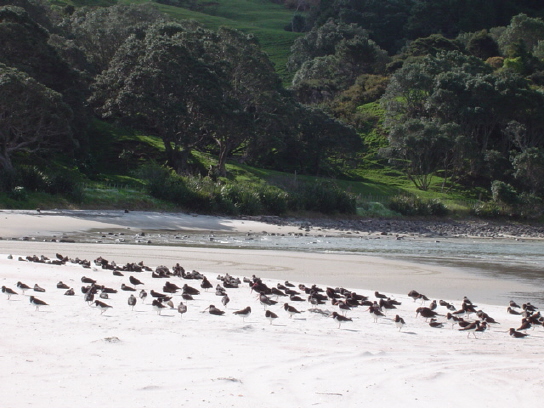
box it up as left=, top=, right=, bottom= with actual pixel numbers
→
left=491, top=180, right=518, bottom=206
left=0, top=168, right=19, bottom=192
left=19, top=166, right=48, bottom=192
left=470, top=201, right=503, bottom=218
left=9, top=186, right=27, bottom=201
left=388, top=195, right=448, bottom=216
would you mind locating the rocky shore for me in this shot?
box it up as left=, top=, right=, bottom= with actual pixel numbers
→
left=253, top=216, right=544, bottom=239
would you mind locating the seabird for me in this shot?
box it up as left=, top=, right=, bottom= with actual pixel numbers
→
left=94, top=300, right=112, bottom=315
left=429, top=318, right=444, bottom=328
left=265, top=310, right=279, bottom=325
left=57, top=281, right=70, bottom=289
left=129, top=276, right=144, bottom=286
left=507, top=307, right=522, bottom=315
left=331, top=311, right=352, bottom=329
left=458, top=320, right=480, bottom=338
left=29, top=296, right=48, bottom=311
left=64, top=288, right=75, bottom=296
left=152, top=299, right=166, bottom=315
left=33, top=284, right=45, bottom=293
left=369, top=305, right=385, bottom=322
left=233, top=306, right=252, bottom=322
left=121, top=284, right=136, bottom=292
left=2, top=286, right=17, bottom=300
left=17, top=282, right=31, bottom=294
left=259, top=294, right=277, bottom=309
left=128, top=294, right=137, bottom=310
left=81, top=276, right=96, bottom=284
left=177, top=302, right=187, bottom=318
left=283, top=303, right=302, bottom=318
left=200, top=277, right=213, bottom=291
left=509, top=328, right=529, bottom=338
left=394, top=315, right=406, bottom=331
left=221, top=294, right=230, bottom=308
left=206, top=305, right=225, bottom=316
left=182, top=284, right=200, bottom=296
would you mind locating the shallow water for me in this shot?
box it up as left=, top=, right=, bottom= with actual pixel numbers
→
left=51, top=228, right=544, bottom=304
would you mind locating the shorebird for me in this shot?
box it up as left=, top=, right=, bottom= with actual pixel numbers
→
left=29, top=296, right=48, bottom=311
left=2, top=286, right=17, bottom=300
left=394, top=315, right=406, bottom=331
left=331, top=312, right=352, bottom=329
left=200, top=277, right=213, bottom=291
left=129, top=276, right=144, bottom=286
left=259, top=294, right=277, bottom=309
left=152, top=299, right=166, bottom=315
left=128, top=294, right=137, bottom=310
left=429, top=318, right=444, bottom=328
left=458, top=321, right=480, bottom=338
left=221, top=294, right=230, bottom=308
left=17, top=282, right=31, bottom=294
left=509, top=328, right=529, bottom=338
left=94, top=300, right=112, bottom=315
left=177, top=302, right=187, bottom=318
left=265, top=310, right=279, bottom=325
left=182, top=284, right=200, bottom=296
left=509, top=300, right=521, bottom=309
left=507, top=307, right=522, bottom=315
left=33, top=284, right=45, bottom=293
left=81, top=276, right=96, bottom=284
left=369, top=305, right=385, bottom=323
left=233, top=306, right=252, bottom=322
left=121, top=284, right=136, bottom=292
left=206, top=305, right=225, bottom=316
left=57, top=281, right=70, bottom=289
left=416, top=307, right=439, bottom=321
left=408, top=290, right=420, bottom=302
left=284, top=303, right=302, bottom=318
left=64, top=288, right=75, bottom=296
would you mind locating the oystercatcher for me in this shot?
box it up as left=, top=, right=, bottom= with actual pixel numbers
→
left=265, top=310, right=279, bottom=325
left=458, top=320, right=480, bottom=338
left=29, top=296, right=48, bottom=310
left=200, top=277, right=213, bottom=291
left=64, top=288, right=75, bottom=296
left=206, top=305, right=225, bottom=316
left=129, top=276, right=144, bottom=286
left=429, top=318, right=444, bottom=328
left=81, top=276, right=96, bottom=284
left=152, top=299, right=166, bottom=315
left=283, top=303, right=302, bottom=318
left=369, top=305, right=385, bottom=323
left=57, top=281, right=70, bottom=289
left=94, top=300, right=112, bottom=315
left=2, top=286, right=17, bottom=300
left=394, top=315, right=406, bottom=331
left=17, top=282, right=31, bottom=294
left=33, top=284, right=45, bottom=293
left=221, top=293, right=230, bottom=308
left=331, top=311, right=352, bottom=329
left=509, top=328, right=529, bottom=338
left=121, top=284, right=136, bottom=292
left=233, top=306, right=252, bottom=322
left=416, top=307, right=440, bottom=321
left=259, top=293, right=277, bottom=309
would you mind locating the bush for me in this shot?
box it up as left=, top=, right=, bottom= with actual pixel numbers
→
left=9, top=186, right=28, bottom=201
left=388, top=195, right=449, bottom=216
left=287, top=181, right=356, bottom=214
left=19, top=166, right=48, bottom=192
left=491, top=180, right=518, bottom=206
left=470, top=201, right=503, bottom=218
left=0, top=168, right=19, bottom=192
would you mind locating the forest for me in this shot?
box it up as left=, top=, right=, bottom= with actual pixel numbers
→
left=2, top=0, right=544, bottom=218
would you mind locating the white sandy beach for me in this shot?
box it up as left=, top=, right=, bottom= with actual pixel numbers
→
left=1, top=209, right=543, bottom=407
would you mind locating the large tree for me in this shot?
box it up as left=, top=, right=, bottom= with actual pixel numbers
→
left=0, top=64, right=73, bottom=170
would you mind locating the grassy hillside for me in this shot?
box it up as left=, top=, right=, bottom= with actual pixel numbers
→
left=122, top=0, right=302, bottom=82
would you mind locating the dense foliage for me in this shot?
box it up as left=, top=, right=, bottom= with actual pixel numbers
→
left=2, top=0, right=544, bottom=217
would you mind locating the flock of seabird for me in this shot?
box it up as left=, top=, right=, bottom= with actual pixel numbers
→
left=2, top=253, right=542, bottom=339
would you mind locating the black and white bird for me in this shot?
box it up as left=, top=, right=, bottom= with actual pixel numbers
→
left=152, top=299, right=166, bottom=315
left=128, top=294, right=137, bottom=310
left=57, top=281, right=70, bottom=289
left=64, top=288, right=75, bottom=296
left=265, top=310, right=279, bottom=325
left=331, top=311, right=353, bottom=329
left=394, top=315, right=406, bottom=331
left=369, top=305, right=385, bottom=323
left=2, top=286, right=18, bottom=300
left=29, top=296, right=48, bottom=311
left=221, top=293, right=230, bottom=308
left=259, top=294, right=277, bottom=309
left=17, top=281, right=31, bottom=294
left=458, top=321, right=481, bottom=338
left=429, top=318, right=444, bottom=328
left=94, top=300, right=112, bottom=315
left=283, top=303, right=302, bottom=318
left=121, top=284, right=136, bottom=292
left=233, top=306, right=252, bottom=322
left=416, top=307, right=440, bottom=321
left=81, top=276, right=96, bottom=284
left=200, top=277, right=213, bottom=291
left=177, top=302, right=187, bottom=318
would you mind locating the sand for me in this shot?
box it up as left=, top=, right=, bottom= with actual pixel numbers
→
left=0, top=209, right=542, bottom=407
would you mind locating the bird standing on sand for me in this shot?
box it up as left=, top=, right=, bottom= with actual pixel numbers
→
left=233, top=306, right=252, bottom=322
left=128, top=294, right=137, bottom=310
left=369, top=305, right=385, bottom=323
left=331, top=312, right=352, bottom=329
left=221, top=293, right=230, bottom=308
left=416, top=307, right=440, bottom=321
left=283, top=303, right=302, bottom=318
left=2, top=286, right=18, bottom=300
left=259, top=294, right=277, bottom=309
left=458, top=321, right=480, bottom=338
left=94, top=300, right=112, bottom=315
left=17, top=282, right=31, bottom=294
left=394, top=315, right=406, bottom=331
left=29, top=296, right=48, bottom=311
left=152, top=299, right=166, bottom=315
left=265, top=310, right=278, bottom=325
left=178, top=302, right=187, bottom=318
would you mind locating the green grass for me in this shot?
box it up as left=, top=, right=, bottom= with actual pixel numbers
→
left=121, top=0, right=302, bottom=82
